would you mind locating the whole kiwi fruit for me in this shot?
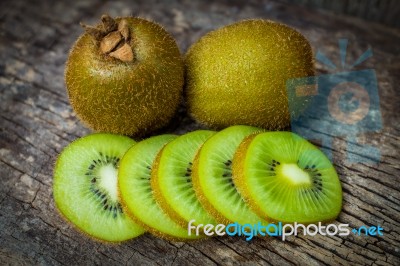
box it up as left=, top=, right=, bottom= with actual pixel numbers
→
left=185, top=19, right=314, bottom=130
left=65, top=15, right=183, bottom=136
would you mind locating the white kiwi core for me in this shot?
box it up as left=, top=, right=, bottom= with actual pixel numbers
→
left=279, top=163, right=311, bottom=185
left=98, top=164, right=118, bottom=201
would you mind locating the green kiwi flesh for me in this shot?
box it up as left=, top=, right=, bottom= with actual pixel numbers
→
left=192, top=125, right=267, bottom=225
left=65, top=15, right=183, bottom=136
left=185, top=19, right=314, bottom=130
left=233, top=131, right=342, bottom=223
left=118, top=135, right=202, bottom=240
left=53, top=133, right=145, bottom=242
left=151, top=130, right=217, bottom=228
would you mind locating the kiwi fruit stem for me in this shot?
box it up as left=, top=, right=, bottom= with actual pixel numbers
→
left=81, top=14, right=134, bottom=62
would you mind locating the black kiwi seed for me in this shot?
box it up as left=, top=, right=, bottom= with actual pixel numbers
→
left=85, top=154, right=124, bottom=217
left=184, top=162, right=192, bottom=179
left=98, top=202, right=124, bottom=219
left=185, top=169, right=192, bottom=182
left=224, top=160, right=232, bottom=166
left=221, top=160, right=235, bottom=187
left=266, top=159, right=280, bottom=174
left=222, top=171, right=234, bottom=187
left=224, top=160, right=232, bottom=168
left=303, top=165, right=324, bottom=194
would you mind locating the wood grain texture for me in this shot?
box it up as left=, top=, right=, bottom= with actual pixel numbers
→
left=0, top=0, right=399, bottom=265
left=278, top=0, right=400, bottom=27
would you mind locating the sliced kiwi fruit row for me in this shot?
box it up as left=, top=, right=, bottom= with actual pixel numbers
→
left=53, top=126, right=342, bottom=242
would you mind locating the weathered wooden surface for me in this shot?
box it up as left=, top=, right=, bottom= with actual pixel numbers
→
left=278, top=0, right=400, bottom=27
left=0, top=0, right=399, bottom=265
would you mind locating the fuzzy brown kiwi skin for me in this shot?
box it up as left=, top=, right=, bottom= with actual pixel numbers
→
left=232, top=134, right=341, bottom=226
left=185, top=19, right=315, bottom=131
left=65, top=16, right=183, bottom=137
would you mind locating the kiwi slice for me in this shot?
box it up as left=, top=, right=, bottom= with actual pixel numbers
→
left=53, top=133, right=144, bottom=242
left=192, top=125, right=267, bottom=225
left=233, top=131, right=342, bottom=223
left=118, top=135, right=202, bottom=240
left=151, top=130, right=217, bottom=228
